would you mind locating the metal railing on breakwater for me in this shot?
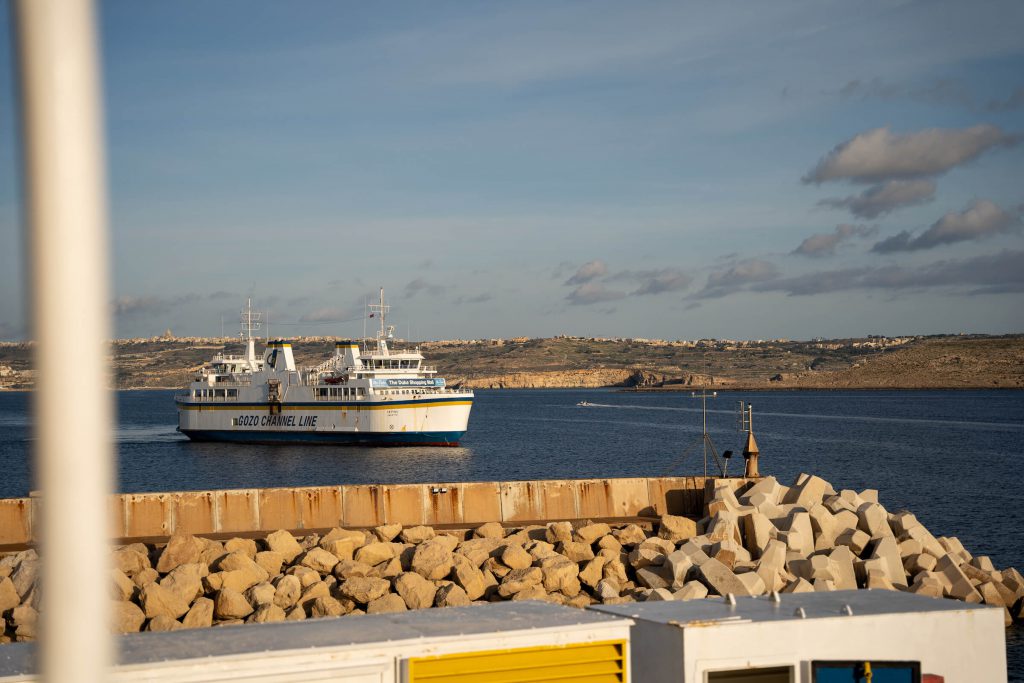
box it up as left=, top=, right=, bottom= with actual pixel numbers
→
left=0, top=476, right=755, bottom=548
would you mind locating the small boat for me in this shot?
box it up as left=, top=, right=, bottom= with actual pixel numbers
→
left=577, top=401, right=593, bottom=407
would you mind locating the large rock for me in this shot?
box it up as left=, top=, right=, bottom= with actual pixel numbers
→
left=0, top=577, right=21, bottom=613
left=452, top=555, right=487, bottom=600
left=367, top=593, right=408, bottom=614
left=435, top=583, right=472, bottom=607
left=215, top=587, right=254, bottom=620
left=474, top=522, right=506, bottom=539
left=224, top=537, right=257, bottom=559
left=579, top=556, right=607, bottom=588
left=265, top=530, right=303, bottom=563
left=297, top=581, right=331, bottom=610
left=10, top=559, right=38, bottom=601
left=354, top=542, right=398, bottom=567
left=254, top=551, right=284, bottom=577
left=156, top=535, right=204, bottom=573
left=545, top=521, right=574, bottom=545
left=400, top=526, right=436, bottom=545
left=273, top=574, right=302, bottom=609
left=147, top=615, right=184, bottom=632
left=182, top=597, right=214, bottom=629
left=697, top=558, right=754, bottom=597
left=310, top=596, right=345, bottom=618
left=244, top=582, right=276, bottom=608
left=299, top=548, right=340, bottom=574
left=250, top=603, right=287, bottom=623
left=112, top=600, right=145, bottom=633
left=540, top=556, right=580, bottom=595
left=658, top=515, right=697, bottom=543
left=113, top=547, right=150, bottom=577
left=339, top=576, right=390, bottom=604
left=140, top=582, right=190, bottom=619
left=373, top=523, right=402, bottom=542
left=159, top=563, right=204, bottom=606
left=575, top=523, right=611, bottom=545
left=219, top=552, right=269, bottom=584
left=559, top=541, right=595, bottom=563
left=394, top=572, right=438, bottom=609
left=110, top=569, right=136, bottom=602
left=612, top=524, right=648, bottom=546
left=456, top=538, right=503, bottom=567
left=411, top=540, right=455, bottom=580
left=501, top=544, right=533, bottom=570
left=498, top=567, right=543, bottom=597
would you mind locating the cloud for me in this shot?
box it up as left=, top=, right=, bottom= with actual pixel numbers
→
left=453, top=292, right=494, bottom=305
left=872, top=199, right=1020, bottom=253
left=299, top=307, right=351, bottom=323
left=629, top=268, right=693, bottom=295
left=565, top=260, right=608, bottom=285
left=818, top=179, right=935, bottom=219
left=756, top=249, right=1024, bottom=296
left=207, top=291, right=235, bottom=300
left=404, top=278, right=446, bottom=298
left=696, top=259, right=779, bottom=298
left=803, top=125, right=1018, bottom=184
left=566, top=282, right=626, bottom=305
left=112, top=294, right=200, bottom=317
left=793, top=224, right=877, bottom=257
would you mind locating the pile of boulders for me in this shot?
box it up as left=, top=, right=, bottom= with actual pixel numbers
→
left=1, top=473, right=1021, bottom=641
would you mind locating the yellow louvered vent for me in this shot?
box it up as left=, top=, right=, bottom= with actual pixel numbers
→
left=407, top=639, right=627, bottom=683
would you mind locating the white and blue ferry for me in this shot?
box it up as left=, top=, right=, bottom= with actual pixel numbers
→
left=175, top=290, right=473, bottom=446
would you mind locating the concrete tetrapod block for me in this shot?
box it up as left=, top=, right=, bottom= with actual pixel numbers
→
left=856, top=502, right=892, bottom=539
left=808, top=504, right=839, bottom=551
left=828, top=546, right=858, bottom=590
left=706, top=510, right=742, bottom=544
left=835, top=529, right=870, bottom=556
left=934, top=554, right=983, bottom=603
left=904, top=525, right=946, bottom=560
left=673, top=581, right=708, bottom=601
left=782, top=473, right=831, bottom=508
left=738, top=476, right=783, bottom=507
left=741, top=511, right=775, bottom=559
left=755, top=539, right=788, bottom=593
left=697, top=557, right=753, bottom=597
left=868, top=536, right=908, bottom=587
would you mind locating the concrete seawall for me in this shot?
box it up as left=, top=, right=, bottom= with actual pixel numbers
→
left=0, top=476, right=743, bottom=548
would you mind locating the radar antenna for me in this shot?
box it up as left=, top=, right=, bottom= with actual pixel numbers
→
left=661, top=357, right=726, bottom=477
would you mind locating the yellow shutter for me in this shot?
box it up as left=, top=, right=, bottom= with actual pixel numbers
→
left=407, top=639, right=627, bottom=683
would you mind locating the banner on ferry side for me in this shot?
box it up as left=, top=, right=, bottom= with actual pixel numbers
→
left=370, top=378, right=446, bottom=388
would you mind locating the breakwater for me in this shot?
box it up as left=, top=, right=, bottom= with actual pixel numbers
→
left=0, top=472, right=1020, bottom=643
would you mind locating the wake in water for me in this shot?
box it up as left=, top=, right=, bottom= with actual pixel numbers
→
left=568, top=401, right=1023, bottom=430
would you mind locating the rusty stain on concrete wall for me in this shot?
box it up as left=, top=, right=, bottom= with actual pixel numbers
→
left=0, top=476, right=756, bottom=547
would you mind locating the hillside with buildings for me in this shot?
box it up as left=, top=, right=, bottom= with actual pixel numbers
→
left=1, top=333, right=1021, bottom=391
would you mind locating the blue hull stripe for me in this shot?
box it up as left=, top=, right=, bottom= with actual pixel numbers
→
left=180, top=429, right=465, bottom=446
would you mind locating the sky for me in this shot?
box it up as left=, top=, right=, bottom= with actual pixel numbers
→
left=0, top=0, right=1022, bottom=342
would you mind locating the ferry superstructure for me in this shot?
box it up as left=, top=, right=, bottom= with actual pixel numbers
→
left=175, top=290, right=473, bottom=446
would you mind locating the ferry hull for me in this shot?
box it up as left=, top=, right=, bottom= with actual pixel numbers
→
left=180, top=429, right=465, bottom=446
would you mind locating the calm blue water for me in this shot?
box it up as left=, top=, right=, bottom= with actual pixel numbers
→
left=1, top=388, right=1022, bottom=674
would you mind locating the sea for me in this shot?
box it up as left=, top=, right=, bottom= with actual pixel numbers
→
left=0, top=388, right=1022, bottom=675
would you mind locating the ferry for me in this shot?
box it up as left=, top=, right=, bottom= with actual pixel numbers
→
left=175, top=290, right=473, bottom=446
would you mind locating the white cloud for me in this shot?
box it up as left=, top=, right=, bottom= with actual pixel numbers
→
left=566, top=281, right=625, bottom=305
left=565, top=260, right=608, bottom=285
left=793, top=224, right=877, bottom=257
left=818, top=179, right=935, bottom=219
left=804, top=125, right=1018, bottom=184
left=872, top=199, right=1020, bottom=252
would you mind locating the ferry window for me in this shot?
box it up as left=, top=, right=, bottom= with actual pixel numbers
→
left=214, top=389, right=225, bottom=398
left=227, top=389, right=237, bottom=398
left=357, top=388, right=365, bottom=397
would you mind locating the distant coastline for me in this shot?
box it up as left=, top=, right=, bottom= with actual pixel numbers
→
left=1, top=333, right=1021, bottom=392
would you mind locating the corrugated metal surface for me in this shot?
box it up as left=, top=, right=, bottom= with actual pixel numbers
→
left=407, top=640, right=627, bottom=683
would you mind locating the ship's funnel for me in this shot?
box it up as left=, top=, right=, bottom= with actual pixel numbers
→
left=265, top=340, right=296, bottom=372
left=335, top=340, right=361, bottom=368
